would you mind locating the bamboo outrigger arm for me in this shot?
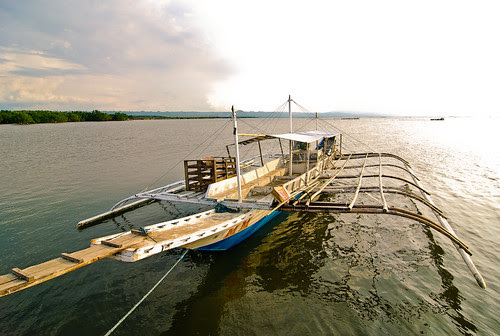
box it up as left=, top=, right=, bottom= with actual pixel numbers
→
left=342, top=163, right=420, bottom=180
left=318, top=186, right=445, bottom=216
left=281, top=151, right=487, bottom=288
left=333, top=174, right=430, bottom=195
left=279, top=202, right=471, bottom=254
left=403, top=164, right=487, bottom=288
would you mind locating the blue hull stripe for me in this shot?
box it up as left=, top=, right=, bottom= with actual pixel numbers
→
left=196, top=211, right=280, bottom=251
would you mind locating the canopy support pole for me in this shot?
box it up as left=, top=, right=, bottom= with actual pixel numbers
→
left=257, top=140, right=264, bottom=166
left=231, top=106, right=242, bottom=202
left=278, top=139, right=284, bottom=159
left=306, top=142, right=310, bottom=185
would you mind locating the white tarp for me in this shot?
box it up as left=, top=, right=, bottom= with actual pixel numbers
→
left=271, top=130, right=341, bottom=143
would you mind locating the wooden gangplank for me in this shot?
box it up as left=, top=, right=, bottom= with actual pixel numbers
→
left=0, top=232, right=152, bottom=298
left=0, top=209, right=246, bottom=298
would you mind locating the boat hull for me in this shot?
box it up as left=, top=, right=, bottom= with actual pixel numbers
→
left=195, top=210, right=280, bottom=251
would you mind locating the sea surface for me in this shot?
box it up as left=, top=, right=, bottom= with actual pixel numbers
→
left=0, top=117, right=498, bottom=335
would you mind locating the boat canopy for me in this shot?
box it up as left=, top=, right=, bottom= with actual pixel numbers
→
left=271, top=130, right=341, bottom=143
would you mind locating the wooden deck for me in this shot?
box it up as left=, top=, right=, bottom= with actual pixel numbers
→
left=0, top=210, right=246, bottom=298
left=0, top=244, right=127, bottom=297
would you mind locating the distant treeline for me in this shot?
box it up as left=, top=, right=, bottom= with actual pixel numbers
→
left=0, top=110, right=130, bottom=124
left=0, top=110, right=233, bottom=124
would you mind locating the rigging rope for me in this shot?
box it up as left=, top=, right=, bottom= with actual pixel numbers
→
left=142, top=119, right=232, bottom=191
left=319, top=118, right=378, bottom=154
left=104, top=249, right=189, bottom=336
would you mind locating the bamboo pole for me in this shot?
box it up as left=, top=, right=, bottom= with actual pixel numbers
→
left=334, top=174, right=429, bottom=195
left=317, top=186, right=445, bottom=216
left=378, top=153, right=389, bottom=212
left=348, top=154, right=368, bottom=210
left=404, top=164, right=486, bottom=288
left=306, top=154, right=352, bottom=204
left=279, top=203, right=471, bottom=254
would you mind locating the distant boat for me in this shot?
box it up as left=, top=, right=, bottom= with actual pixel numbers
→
left=431, top=117, right=445, bottom=121
left=0, top=97, right=486, bottom=299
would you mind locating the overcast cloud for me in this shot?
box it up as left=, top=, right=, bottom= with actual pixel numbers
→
left=0, top=0, right=232, bottom=111
left=1, top=1, right=499, bottom=116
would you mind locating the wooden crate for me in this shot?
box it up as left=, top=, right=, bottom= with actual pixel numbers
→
left=184, top=157, right=237, bottom=192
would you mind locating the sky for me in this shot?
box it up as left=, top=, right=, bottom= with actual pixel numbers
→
left=1, top=0, right=499, bottom=116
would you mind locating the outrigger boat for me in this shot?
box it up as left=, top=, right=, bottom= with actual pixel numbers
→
left=0, top=96, right=486, bottom=298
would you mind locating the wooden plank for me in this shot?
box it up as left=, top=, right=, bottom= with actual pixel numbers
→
left=1, top=246, right=128, bottom=298
left=1, top=205, right=244, bottom=297
left=70, top=245, right=124, bottom=263
left=0, top=278, right=27, bottom=296
left=0, top=232, right=154, bottom=298
left=22, top=258, right=75, bottom=278
left=0, top=274, right=17, bottom=286
left=61, top=252, right=84, bottom=263
left=11, top=268, right=34, bottom=282
left=101, top=240, right=122, bottom=248
left=104, top=233, right=147, bottom=247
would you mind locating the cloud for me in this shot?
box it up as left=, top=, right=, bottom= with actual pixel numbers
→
left=194, top=0, right=500, bottom=116
left=0, top=0, right=232, bottom=110
left=0, top=48, right=87, bottom=77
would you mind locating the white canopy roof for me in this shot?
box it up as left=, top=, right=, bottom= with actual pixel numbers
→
left=271, top=130, right=341, bottom=143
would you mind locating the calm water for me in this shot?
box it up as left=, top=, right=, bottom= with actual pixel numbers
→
left=0, top=117, right=499, bottom=335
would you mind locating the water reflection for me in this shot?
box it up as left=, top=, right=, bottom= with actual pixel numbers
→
left=1, top=118, right=493, bottom=335
left=160, top=208, right=477, bottom=335
left=159, top=210, right=331, bottom=335
left=422, top=227, right=478, bottom=334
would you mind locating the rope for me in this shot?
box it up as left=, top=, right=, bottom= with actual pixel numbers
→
left=142, top=119, right=232, bottom=191
left=104, top=249, right=189, bottom=336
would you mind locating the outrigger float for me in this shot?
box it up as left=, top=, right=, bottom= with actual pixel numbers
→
left=0, top=97, right=486, bottom=298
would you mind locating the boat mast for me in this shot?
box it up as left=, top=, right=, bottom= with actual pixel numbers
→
left=232, top=106, right=243, bottom=202
left=288, top=95, right=293, bottom=176
left=315, top=110, right=319, bottom=168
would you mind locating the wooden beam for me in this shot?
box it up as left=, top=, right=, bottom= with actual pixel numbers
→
left=11, top=268, right=34, bottom=282
left=60, top=253, right=84, bottom=264
left=101, top=240, right=122, bottom=248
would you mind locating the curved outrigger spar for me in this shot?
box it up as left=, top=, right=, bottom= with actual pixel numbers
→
left=0, top=97, right=486, bottom=298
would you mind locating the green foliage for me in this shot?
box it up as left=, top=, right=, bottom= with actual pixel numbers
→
left=0, top=109, right=221, bottom=124
left=0, top=109, right=128, bottom=124
left=0, top=110, right=35, bottom=124
left=68, top=112, right=82, bottom=122
left=112, top=112, right=129, bottom=121
left=87, top=110, right=112, bottom=121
